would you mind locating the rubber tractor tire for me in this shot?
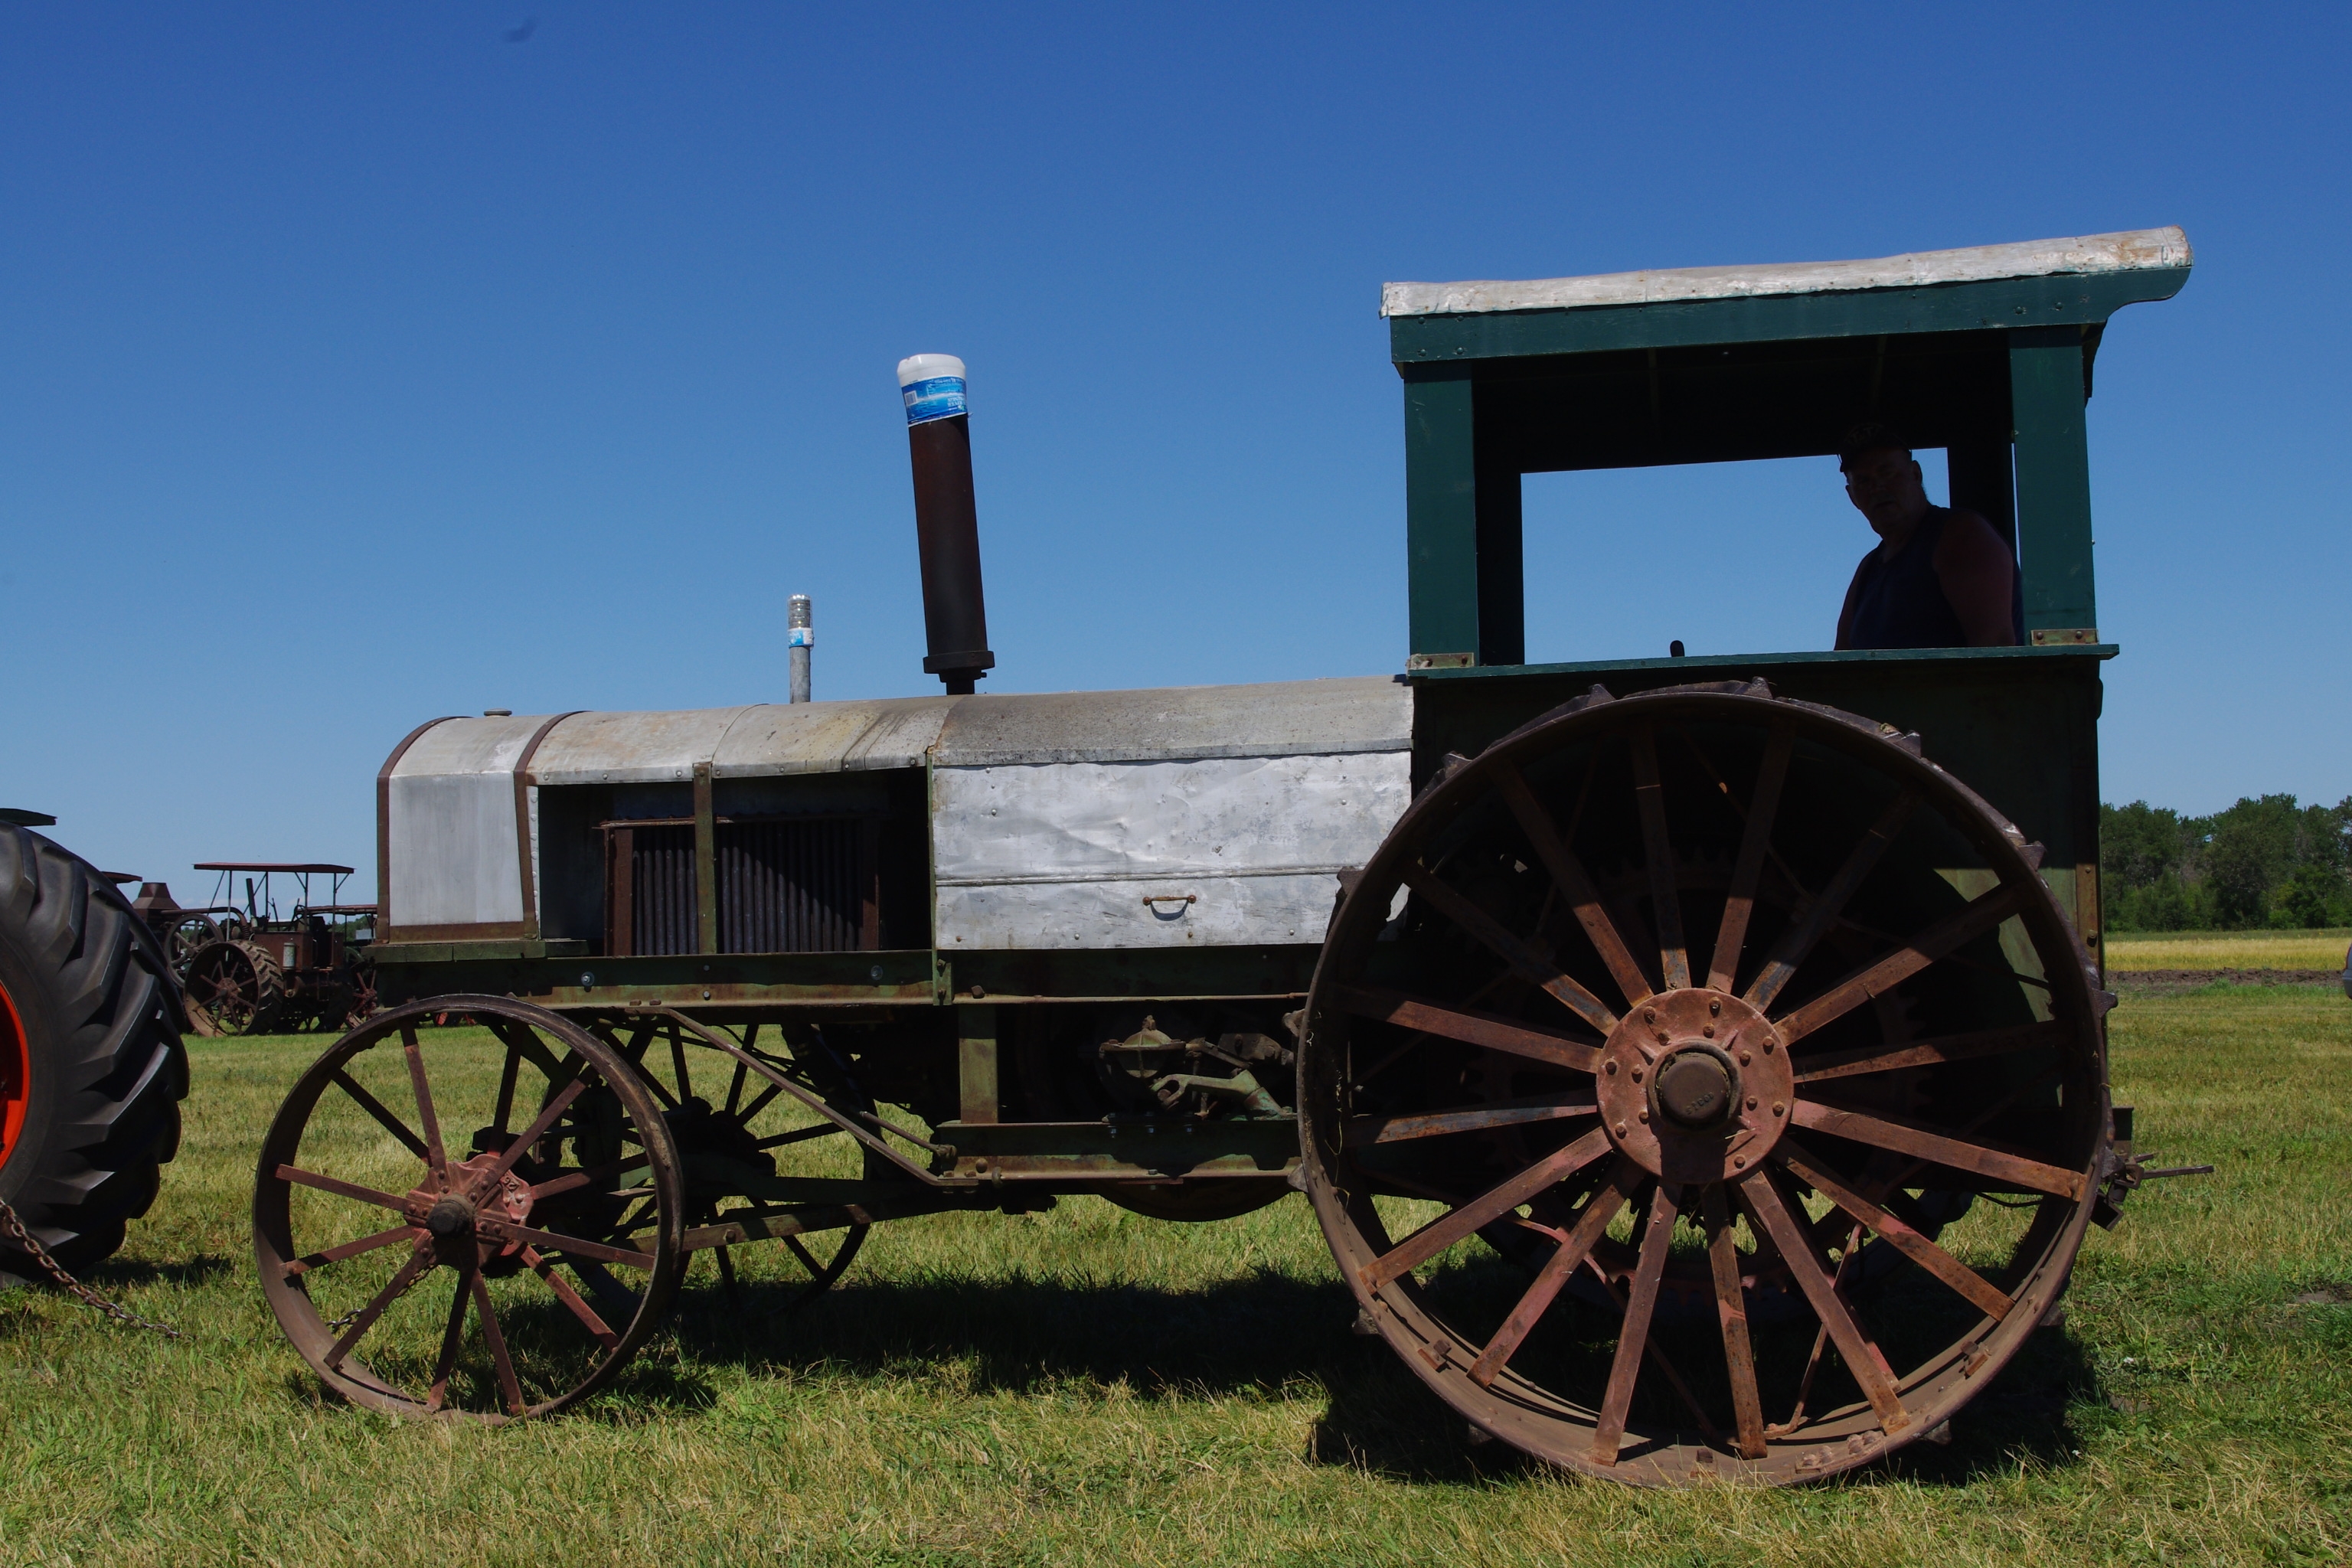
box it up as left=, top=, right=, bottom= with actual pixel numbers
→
left=0, top=825, right=190, bottom=1284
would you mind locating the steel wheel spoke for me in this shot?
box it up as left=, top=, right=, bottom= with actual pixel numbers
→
left=1792, top=1019, right=2068, bottom=1084
left=332, top=1070, right=429, bottom=1160
left=1398, top=863, right=1620, bottom=1034
left=1573, top=1253, right=1722, bottom=1445
left=782, top=1234, right=825, bottom=1278
left=1361, top=1125, right=1614, bottom=1292
left=466, top=1073, right=591, bottom=1200
left=1494, top=763, right=1655, bottom=1008
left=755, top=1123, right=847, bottom=1152
left=400, top=1025, right=448, bottom=1178
left=482, top=1015, right=573, bottom=1080
left=1743, top=792, right=1917, bottom=1012
left=528, top=1152, right=649, bottom=1201
left=1771, top=882, right=2028, bottom=1047
left=1346, top=1096, right=1597, bottom=1147
left=737, top=1081, right=786, bottom=1123
left=474, top=1217, right=656, bottom=1269
left=492, top=1046, right=522, bottom=1135
left=1706, top=727, right=1792, bottom=994
left=1788, top=1100, right=2085, bottom=1200
left=1468, top=1157, right=1640, bottom=1386
left=1629, top=725, right=1690, bottom=990
left=1736, top=1172, right=1909, bottom=1433
left=426, top=1268, right=473, bottom=1413
left=1701, top=1185, right=1766, bottom=1459
left=725, top=1059, right=750, bottom=1116
left=469, top=1271, right=527, bottom=1416
left=285, top=1223, right=420, bottom=1279
left=1330, top=983, right=1602, bottom=1073
left=1768, top=1221, right=1861, bottom=1439
left=1774, top=1139, right=2014, bottom=1318
left=519, top=1246, right=622, bottom=1349
left=322, top=1242, right=436, bottom=1370
left=567, top=1259, right=642, bottom=1321
left=276, top=1164, right=414, bottom=1214
left=1863, top=1064, right=2063, bottom=1203
left=1591, top=1181, right=1681, bottom=1464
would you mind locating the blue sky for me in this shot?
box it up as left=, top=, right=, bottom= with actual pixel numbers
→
left=3, top=4, right=2344, bottom=895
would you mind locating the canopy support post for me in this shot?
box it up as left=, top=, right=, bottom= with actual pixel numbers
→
left=1403, top=368, right=1523, bottom=669
left=2009, top=327, right=2098, bottom=642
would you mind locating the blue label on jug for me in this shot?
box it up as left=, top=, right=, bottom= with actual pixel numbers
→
left=902, top=374, right=968, bottom=425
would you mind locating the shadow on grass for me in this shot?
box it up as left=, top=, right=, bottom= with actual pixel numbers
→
left=1880, top=1325, right=2099, bottom=1485
left=602, top=1269, right=2102, bottom=1486
left=80, top=1253, right=238, bottom=1289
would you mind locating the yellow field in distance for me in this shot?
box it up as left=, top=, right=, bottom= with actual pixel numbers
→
left=2105, top=929, right=2351, bottom=972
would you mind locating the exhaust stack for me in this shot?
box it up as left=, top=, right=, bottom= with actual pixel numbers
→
left=787, top=594, right=812, bottom=704
left=897, top=354, right=995, bottom=694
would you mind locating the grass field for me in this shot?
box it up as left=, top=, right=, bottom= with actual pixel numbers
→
left=2, top=986, right=2349, bottom=1566
left=2104, top=929, right=2350, bottom=972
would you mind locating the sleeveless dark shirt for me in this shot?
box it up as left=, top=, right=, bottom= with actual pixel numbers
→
left=1843, top=508, right=2023, bottom=650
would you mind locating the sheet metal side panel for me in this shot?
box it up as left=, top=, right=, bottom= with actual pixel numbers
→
left=389, top=771, right=528, bottom=926
left=933, top=750, right=1410, bottom=950
left=931, top=676, right=1410, bottom=766
left=1382, top=227, right=2191, bottom=318
left=386, top=717, right=539, bottom=927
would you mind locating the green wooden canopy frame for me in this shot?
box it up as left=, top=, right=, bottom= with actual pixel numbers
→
left=1390, top=230, right=2193, bottom=668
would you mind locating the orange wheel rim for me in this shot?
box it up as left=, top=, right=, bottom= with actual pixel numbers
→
left=0, top=978, right=27, bottom=1173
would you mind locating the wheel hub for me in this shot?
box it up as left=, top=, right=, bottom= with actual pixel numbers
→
left=1596, top=988, right=1791, bottom=1183
left=424, top=1195, right=475, bottom=1237
left=417, top=1153, right=539, bottom=1263
left=1654, top=1044, right=1736, bottom=1129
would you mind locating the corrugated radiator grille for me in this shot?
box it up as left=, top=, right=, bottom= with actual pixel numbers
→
left=604, top=824, right=698, bottom=957
left=601, top=816, right=878, bottom=956
left=717, top=818, right=872, bottom=954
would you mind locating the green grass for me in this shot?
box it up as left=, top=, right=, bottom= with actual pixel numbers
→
left=2105, top=929, right=2350, bottom=972
left=3, top=990, right=2350, bottom=1566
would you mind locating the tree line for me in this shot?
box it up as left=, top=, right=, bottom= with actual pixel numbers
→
left=2101, top=795, right=2352, bottom=931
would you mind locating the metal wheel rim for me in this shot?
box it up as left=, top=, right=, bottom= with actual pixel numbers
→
left=0, top=978, right=25, bottom=1173
left=1299, top=684, right=2106, bottom=1486
left=253, top=995, right=685, bottom=1423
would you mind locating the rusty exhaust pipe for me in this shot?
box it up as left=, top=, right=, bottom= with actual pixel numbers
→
left=897, top=354, right=995, bottom=695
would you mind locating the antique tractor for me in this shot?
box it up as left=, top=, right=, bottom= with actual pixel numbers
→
left=178, top=862, right=377, bottom=1035
left=0, top=810, right=189, bottom=1284
left=253, top=229, right=2190, bottom=1485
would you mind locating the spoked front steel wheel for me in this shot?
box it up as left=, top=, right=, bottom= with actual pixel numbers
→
left=254, top=996, right=684, bottom=1422
left=1299, top=682, right=2108, bottom=1485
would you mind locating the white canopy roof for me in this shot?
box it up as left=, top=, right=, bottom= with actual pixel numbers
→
left=1380, top=227, right=2193, bottom=319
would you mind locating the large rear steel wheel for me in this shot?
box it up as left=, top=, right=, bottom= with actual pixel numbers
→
left=184, top=939, right=286, bottom=1036
left=254, top=996, right=684, bottom=1421
left=1298, top=681, right=2108, bottom=1485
